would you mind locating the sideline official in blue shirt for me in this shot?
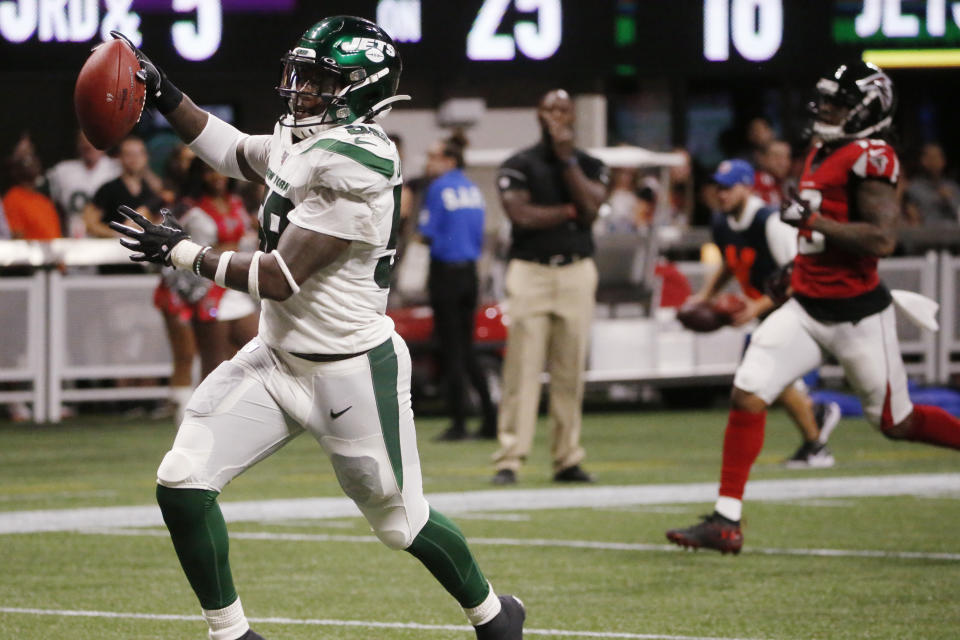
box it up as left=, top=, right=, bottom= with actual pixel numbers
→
left=418, top=134, right=497, bottom=441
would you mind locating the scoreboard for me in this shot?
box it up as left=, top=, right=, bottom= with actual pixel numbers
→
left=0, top=0, right=614, bottom=87
left=1, top=2, right=956, bottom=84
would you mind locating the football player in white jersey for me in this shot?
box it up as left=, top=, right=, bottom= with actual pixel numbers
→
left=109, top=17, right=524, bottom=640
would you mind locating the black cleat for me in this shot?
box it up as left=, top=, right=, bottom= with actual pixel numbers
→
left=813, top=400, right=842, bottom=445
left=475, top=595, right=525, bottom=640
left=666, top=512, right=743, bottom=554
left=235, top=630, right=266, bottom=640
left=492, top=469, right=517, bottom=485
left=552, top=464, right=594, bottom=483
left=435, top=426, right=471, bottom=442
left=784, top=440, right=835, bottom=469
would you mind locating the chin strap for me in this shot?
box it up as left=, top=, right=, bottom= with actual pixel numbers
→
left=814, top=115, right=892, bottom=142
left=366, top=94, right=412, bottom=121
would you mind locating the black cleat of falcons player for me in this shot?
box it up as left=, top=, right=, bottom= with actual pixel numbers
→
left=235, top=630, right=266, bottom=640
left=475, top=595, right=525, bottom=639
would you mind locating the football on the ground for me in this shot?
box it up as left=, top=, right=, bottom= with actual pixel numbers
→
left=710, top=292, right=747, bottom=321
left=676, top=300, right=727, bottom=333
left=74, top=39, right=146, bottom=150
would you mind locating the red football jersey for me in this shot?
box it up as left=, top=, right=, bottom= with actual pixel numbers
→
left=791, top=139, right=900, bottom=299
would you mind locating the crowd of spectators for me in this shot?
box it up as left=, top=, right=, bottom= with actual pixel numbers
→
left=594, top=116, right=960, bottom=240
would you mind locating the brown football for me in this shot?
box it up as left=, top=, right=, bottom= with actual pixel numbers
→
left=677, top=300, right=727, bottom=333
left=710, top=292, right=747, bottom=321
left=74, top=39, right=146, bottom=150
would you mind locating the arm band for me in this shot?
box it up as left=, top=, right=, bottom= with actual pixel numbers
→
left=187, top=114, right=249, bottom=180
left=170, top=240, right=205, bottom=271
left=270, top=250, right=301, bottom=295
left=214, top=251, right=235, bottom=287
left=247, top=251, right=263, bottom=302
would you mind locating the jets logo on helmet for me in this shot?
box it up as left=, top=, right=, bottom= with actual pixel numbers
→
left=812, top=61, right=896, bottom=143
left=276, top=15, right=410, bottom=135
left=338, top=37, right=397, bottom=58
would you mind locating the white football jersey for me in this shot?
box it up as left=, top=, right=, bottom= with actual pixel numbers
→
left=242, top=121, right=402, bottom=355
left=46, top=157, right=120, bottom=238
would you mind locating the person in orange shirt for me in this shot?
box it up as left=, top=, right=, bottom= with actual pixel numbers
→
left=2, top=149, right=61, bottom=240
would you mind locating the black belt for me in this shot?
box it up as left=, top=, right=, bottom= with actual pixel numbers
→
left=289, top=349, right=370, bottom=362
left=431, top=259, right=476, bottom=269
left=524, top=253, right=586, bottom=267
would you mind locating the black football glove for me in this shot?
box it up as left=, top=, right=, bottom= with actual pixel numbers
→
left=110, top=31, right=183, bottom=114
left=780, top=187, right=820, bottom=230
left=111, top=206, right=191, bottom=266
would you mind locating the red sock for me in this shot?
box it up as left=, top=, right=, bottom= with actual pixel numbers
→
left=718, top=409, right=767, bottom=500
left=905, top=405, right=960, bottom=450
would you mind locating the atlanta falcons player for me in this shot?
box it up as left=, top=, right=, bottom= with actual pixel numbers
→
left=666, top=61, right=960, bottom=554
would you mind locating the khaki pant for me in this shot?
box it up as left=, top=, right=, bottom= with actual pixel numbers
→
left=494, top=257, right=598, bottom=473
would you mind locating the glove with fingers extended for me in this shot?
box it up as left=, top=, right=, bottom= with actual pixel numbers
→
left=111, top=206, right=191, bottom=265
left=110, top=31, right=183, bottom=114
left=780, top=187, right=821, bottom=231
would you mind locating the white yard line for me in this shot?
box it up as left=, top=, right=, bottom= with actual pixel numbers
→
left=1, top=472, right=959, bottom=534
left=0, top=606, right=764, bottom=640
left=79, top=527, right=960, bottom=562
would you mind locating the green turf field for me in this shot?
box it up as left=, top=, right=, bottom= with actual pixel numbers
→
left=1, top=408, right=958, bottom=639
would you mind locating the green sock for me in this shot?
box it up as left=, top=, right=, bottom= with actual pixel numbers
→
left=156, top=485, right=237, bottom=610
left=405, top=507, right=491, bottom=608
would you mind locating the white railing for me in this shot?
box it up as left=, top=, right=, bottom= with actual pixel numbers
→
left=0, top=272, right=47, bottom=422
left=47, top=271, right=169, bottom=420
left=940, top=254, right=960, bottom=382
left=0, top=241, right=956, bottom=422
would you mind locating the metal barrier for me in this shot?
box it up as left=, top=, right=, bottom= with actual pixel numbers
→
left=940, top=254, right=960, bottom=383
left=47, top=271, right=169, bottom=421
left=0, top=249, right=955, bottom=422
left=0, top=272, right=47, bottom=422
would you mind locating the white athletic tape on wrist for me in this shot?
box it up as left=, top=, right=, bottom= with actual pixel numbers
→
left=169, top=240, right=204, bottom=271
left=270, top=250, right=301, bottom=295
left=214, top=250, right=235, bottom=287
left=187, top=114, right=249, bottom=181
left=247, top=251, right=263, bottom=302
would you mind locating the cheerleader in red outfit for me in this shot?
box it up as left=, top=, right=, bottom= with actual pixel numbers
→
left=154, top=158, right=259, bottom=421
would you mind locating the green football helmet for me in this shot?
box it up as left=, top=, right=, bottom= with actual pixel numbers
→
left=277, top=15, right=405, bottom=131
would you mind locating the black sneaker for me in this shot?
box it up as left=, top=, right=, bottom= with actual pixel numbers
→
left=236, top=630, right=266, bottom=640
left=474, top=416, right=498, bottom=440
left=435, top=426, right=471, bottom=442
left=666, top=512, right=743, bottom=554
left=813, top=401, right=842, bottom=445
left=491, top=469, right=517, bottom=485
left=475, top=595, right=525, bottom=640
left=552, top=464, right=594, bottom=483
left=785, top=440, right=835, bottom=469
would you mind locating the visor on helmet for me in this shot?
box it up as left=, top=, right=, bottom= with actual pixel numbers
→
left=277, top=55, right=347, bottom=124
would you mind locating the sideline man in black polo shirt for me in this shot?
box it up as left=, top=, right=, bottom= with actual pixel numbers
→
left=492, top=89, right=609, bottom=485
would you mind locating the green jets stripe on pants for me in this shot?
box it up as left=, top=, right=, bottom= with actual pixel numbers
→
left=311, top=139, right=396, bottom=178
left=368, top=338, right=403, bottom=491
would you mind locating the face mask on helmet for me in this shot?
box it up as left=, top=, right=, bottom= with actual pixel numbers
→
left=810, top=63, right=895, bottom=143
left=277, top=58, right=348, bottom=127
